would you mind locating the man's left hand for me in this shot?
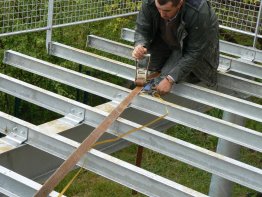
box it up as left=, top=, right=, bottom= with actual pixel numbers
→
left=156, top=78, right=173, bottom=95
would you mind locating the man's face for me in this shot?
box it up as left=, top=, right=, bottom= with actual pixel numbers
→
left=155, top=0, right=181, bottom=20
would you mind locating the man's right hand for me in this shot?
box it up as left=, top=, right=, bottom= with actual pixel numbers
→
left=132, top=45, right=147, bottom=59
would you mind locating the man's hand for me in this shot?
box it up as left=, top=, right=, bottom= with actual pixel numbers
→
left=132, top=45, right=147, bottom=59
left=156, top=77, right=173, bottom=95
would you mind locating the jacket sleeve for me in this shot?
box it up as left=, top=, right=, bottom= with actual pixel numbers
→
left=166, top=3, right=213, bottom=82
left=134, top=1, right=153, bottom=49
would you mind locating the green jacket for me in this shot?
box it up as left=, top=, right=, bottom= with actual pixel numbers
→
left=134, top=0, right=219, bottom=85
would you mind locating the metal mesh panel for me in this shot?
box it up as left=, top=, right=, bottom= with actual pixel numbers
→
left=0, top=0, right=261, bottom=38
left=52, top=0, right=141, bottom=26
left=0, top=0, right=48, bottom=34
left=209, top=0, right=261, bottom=34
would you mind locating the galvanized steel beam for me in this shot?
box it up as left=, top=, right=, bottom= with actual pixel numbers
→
left=0, top=165, right=63, bottom=197
left=1, top=105, right=262, bottom=193
left=87, top=34, right=133, bottom=59
left=121, top=28, right=262, bottom=63
left=49, top=42, right=134, bottom=81
left=1, top=51, right=262, bottom=151
left=41, top=44, right=262, bottom=119
left=174, top=82, right=262, bottom=122
left=0, top=70, right=262, bottom=153
left=0, top=112, right=208, bottom=197
left=217, top=73, right=262, bottom=98
left=3, top=52, right=262, bottom=192
left=219, top=55, right=262, bottom=79
left=85, top=35, right=262, bottom=97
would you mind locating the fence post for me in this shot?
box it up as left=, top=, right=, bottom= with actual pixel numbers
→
left=253, top=0, right=262, bottom=48
left=46, top=0, right=54, bottom=53
left=209, top=111, right=246, bottom=197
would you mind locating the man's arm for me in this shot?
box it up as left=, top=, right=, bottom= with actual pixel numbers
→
left=165, top=2, right=216, bottom=83
left=134, top=1, right=153, bottom=49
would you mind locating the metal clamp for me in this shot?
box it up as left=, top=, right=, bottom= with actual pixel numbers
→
left=135, top=54, right=151, bottom=86
left=62, top=107, right=85, bottom=125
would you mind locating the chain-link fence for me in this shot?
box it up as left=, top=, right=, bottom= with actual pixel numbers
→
left=0, top=0, right=261, bottom=44
left=209, top=0, right=261, bottom=36
left=0, top=0, right=48, bottom=35
left=52, top=0, right=141, bottom=27
left=0, top=0, right=141, bottom=36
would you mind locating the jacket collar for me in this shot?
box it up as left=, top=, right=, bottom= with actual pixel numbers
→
left=148, top=0, right=155, bottom=5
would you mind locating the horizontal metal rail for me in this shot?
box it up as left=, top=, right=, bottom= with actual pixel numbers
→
left=44, top=44, right=262, bottom=121
left=0, top=87, right=262, bottom=193
left=174, top=82, right=262, bottom=122
left=87, top=34, right=133, bottom=59
left=85, top=35, right=262, bottom=97
left=220, top=41, right=262, bottom=63
left=217, top=73, right=262, bottom=98
left=0, top=112, right=208, bottom=197
left=0, top=165, right=63, bottom=197
left=2, top=54, right=262, bottom=153
left=220, top=54, right=262, bottom=79
left=121, top=28, right=262, bottom=63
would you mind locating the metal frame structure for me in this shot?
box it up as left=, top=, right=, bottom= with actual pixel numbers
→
left=0, top=0, right=261, bottom=196
left=0, top=26, right=262, bottom=195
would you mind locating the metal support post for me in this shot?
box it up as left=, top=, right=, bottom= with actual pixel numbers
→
left=76, top=65, right=83, bottom=102
left=253, top=0, right=262, bottom=48
left=83, top=70, right=90, bottom=105
left=46, top=0, right=54, bottom=53
left=209, top=111, right=246, bottom=197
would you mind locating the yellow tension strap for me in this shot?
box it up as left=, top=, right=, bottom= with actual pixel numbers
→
left=59, top=96, right=168, bottom=197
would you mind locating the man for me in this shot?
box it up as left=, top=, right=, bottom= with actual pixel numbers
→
left=132, top=0, right=219, bottom=95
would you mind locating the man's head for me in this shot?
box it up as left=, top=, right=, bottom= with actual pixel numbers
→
left=155, top=0, right=184, bottom=20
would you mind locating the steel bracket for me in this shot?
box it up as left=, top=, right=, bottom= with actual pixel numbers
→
left=3, top=125, right=29, bottom=146
left=240, top=49, right=256, bottom=62
left=62, top=107, right=85, bottom=125
left=218, top=58, right=231, bottom=72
